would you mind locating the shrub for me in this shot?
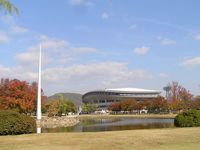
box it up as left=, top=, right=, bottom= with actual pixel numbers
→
left=0, top=110, right=36, bottom=135
left=174, top=109, right=200, bottom=127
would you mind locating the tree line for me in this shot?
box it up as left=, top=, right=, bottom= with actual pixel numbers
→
left=0, top=78, right=199, bottom=115
left=108, top=96, right=200, bottom=114
left=0, top=78, right=77, bottom=116
left=108, top=82, right=200, bottom=114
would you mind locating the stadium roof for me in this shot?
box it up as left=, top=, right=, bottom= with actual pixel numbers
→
left=83, top=88, right=161, bottom=95
left=104, top=88, right=160, bottom=93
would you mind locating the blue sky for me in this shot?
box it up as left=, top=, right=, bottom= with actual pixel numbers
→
left=0, top=0, right=200, bottom=96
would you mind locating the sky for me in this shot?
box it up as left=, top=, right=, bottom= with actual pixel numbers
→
left=0, top=0, right=200, bottom=96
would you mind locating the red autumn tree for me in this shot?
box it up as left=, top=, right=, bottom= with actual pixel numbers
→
left=147, top=96, right=168, bottom=113
left=168, top=81, right=193, bottom=112
left=120, top=99, right=137, bottom=113
left=0, top=78, right=45, bottom=114
left=191, top=96, right=200, bottom=109
left=169, top=81, right=193, bottom=102
left=108, top=102, right=121, bottom=112
left=135, top=101, right=146, bottom=113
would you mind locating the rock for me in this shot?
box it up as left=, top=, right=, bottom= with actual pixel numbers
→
left=39, top=116, right=80, bottom=128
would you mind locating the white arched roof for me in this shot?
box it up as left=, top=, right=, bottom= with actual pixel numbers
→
left=104, top=88, right=160, bottom=93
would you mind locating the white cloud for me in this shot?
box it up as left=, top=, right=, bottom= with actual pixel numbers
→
left=15, top=38, right=69, bottom=66
left=42, top=62, right=152, bottom=83
left=0, top=65, right=11, bottom=73
left=71, top=47, right=97, bottom=53
left=15, top=37, right=98, bottom=67
left=159, top=73, right=169, bottom=78
left=0, top=31, right=10, bottom=43
left=42, top=62, right=152, bottom=94
left=69, top=0, right=83, bottom=5
left=101, top=12, right=110, bottom=19
left=36, top=35, right=70, bottom=51
left=180, top=57, right=200, bottom=67
left=41, top=39, right=69, bottom=50
left=1, top=16, right=29, bottom=34
left=0, top=65, right=37, bottom=82
left=0, top=60, right=152, bottom=96
left=15, top=49, right=52, bottom=67
left=55, top=57, right=76, bottom=64
left=160, top=39, right=176, bottom=45
left=157, top=37, right=176, bottom=45
left=38, top=35, right=49, bottom=41
left=69, top=0, right=93, bottom=6
left=16, top=50, right=38, bottom=65
left=133, top=46, right=150, bottom=55
left=10, top=25, right=29, bottom=34
left=194, top=34, right=200, bottom=41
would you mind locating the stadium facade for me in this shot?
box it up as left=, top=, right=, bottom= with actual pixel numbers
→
left=82, top=88, right=161, bottom=110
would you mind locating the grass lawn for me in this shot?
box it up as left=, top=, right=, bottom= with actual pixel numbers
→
left=0, top=127, right=200, bottom=150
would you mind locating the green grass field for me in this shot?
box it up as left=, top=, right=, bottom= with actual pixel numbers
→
left=0, top=127, right=200, bottom=150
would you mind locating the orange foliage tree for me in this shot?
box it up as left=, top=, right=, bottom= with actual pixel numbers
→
left=168, top=82, right=193, bottom=112
left=0, top=78, right=45, bottom=114
left=191, top=96, right=200, bottom=109
left=120, top=99, right=137, bottom=113
left=169, top=82, right=193, bottom=102
left=108, top=102, right=121, bottom=112
left=146, top=96, right=169, bottom=113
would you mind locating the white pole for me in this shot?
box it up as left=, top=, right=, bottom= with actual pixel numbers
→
left=37, top=44, right=42, bottom=120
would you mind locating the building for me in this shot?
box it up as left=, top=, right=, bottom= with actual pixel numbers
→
left=82, top=88, right=161, bottom=110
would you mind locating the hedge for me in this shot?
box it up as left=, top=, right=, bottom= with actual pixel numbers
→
left=174, top=109, right=200, bottom=127
left=0, top=110, right=36, bottom=135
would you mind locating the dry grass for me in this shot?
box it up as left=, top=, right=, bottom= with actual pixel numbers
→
left=0, top=127, right=200, bottom=150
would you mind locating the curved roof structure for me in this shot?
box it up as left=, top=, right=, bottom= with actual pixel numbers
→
left=83, top=88, right=161, bottom=96
left=104, top=88, right=160, bottom=93
left=82, top=88, right=161, bottom=110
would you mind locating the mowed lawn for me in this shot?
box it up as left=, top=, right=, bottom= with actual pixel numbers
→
left=0, top=127, right=200, bottom=150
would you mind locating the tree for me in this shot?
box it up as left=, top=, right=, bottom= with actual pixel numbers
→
left=108, top=102, right=121, bottom=112
left=191, top=96, right=200, bottom=110
left=147, top=97, right=169, bottom=113
left=0, top=0, right=18, bottom=15
left=46, top=99, right=59, bottom=117
left=82, top=103, right=97, bottom=114
left=65, top=100, right=77, bottom=114
left=169, top=81, right=193, bottom=102
left=56, top=94, right=77, bottom=115
left=167, top=82, right=193, bottom=112
left=0, top=79, right=36, bottom=114
left=46, top=94, right=77, bottom=116
left=0, top=78, right=46, bottom=115
left=41, top=95, right=47, bottom=113
left=58, top=100, right=77, bottom=116
left=135, top=101, right=145, bottom=113
left=120, top=99, right=137, bottom=113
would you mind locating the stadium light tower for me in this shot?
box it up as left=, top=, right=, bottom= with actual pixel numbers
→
left=36, top=44, right=42, bottom=133
left=163, top=84, right=171, bottom=101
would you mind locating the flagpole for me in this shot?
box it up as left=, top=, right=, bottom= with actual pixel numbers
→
left=37, top=44, right=42, bottom=133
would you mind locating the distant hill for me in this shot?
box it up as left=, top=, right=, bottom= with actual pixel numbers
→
left=47, top=93, right=82, bottom=106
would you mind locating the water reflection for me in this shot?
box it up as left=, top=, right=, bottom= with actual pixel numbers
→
left=42, top=118, right=174, bottom=133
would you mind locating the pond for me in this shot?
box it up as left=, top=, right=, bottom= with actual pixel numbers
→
left=42, top=117, right=175, bottom=133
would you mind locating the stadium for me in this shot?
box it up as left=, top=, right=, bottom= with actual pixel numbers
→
left=82, top=88, right=161, bottom=110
